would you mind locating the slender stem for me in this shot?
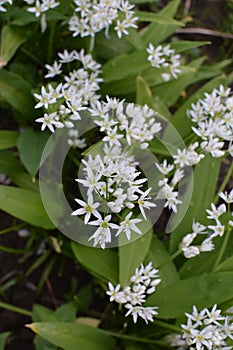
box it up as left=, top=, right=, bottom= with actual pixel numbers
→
left=157, top=249, right=182, bottom=269
left=154, top=320, right=182, bottom=333
left=0, top=223, right=25, bottom=235
left=103, top=330, right=162, bottom=344
left=213, top=227, right=232, bottom=271
left=214, top=160, right=233, bottom=203
left=0, top=301, right=32, bottom=317
left=47, top=21, right=56, bottom=63
left=0, top=245, right=26, bottom=254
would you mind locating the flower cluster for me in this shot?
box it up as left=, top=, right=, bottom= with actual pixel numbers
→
left=72, top=143, right=156, bottom=248
left=155, top=160, right=184, bottom=213
left=0, top=0, right=12, bottom=12
left=188, top=85, right=233, bottom=158
left=147, top=43, right=181, bottom=81
left=35, top=49, right=102, bottom=132
left=68, top=0, right=138, bottom=45
left=181, top=304, right=233, bottom=349
left=90, top=98, right=162, bottom=149
left=155, top=143, right=205, bottom=214
left=180, top=190, right=233, bottom=258
left=106, top=262, right=161, bottom=324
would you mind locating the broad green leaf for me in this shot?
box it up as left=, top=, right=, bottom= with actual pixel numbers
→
left=102, top=50, right=149, bottom=83
left=152, top=58, right=205, bottom=106
left=10, top=172, right=39, bottom=191
left=0, top=130, right=18, bottom=150
left=0, top=185, right=55, bottom=229
left=32, top=305, right=57, bottom=323
left=119, top=224, right=153, bottom=286
left=0, top=150, right=24, bottom=174
left=0, top=332, right=11, bottom=350
left=0, top=151, right=39, bottom=190
left=17, top=128, right=50, bottom=177
left=95, top=30, right=132, bottom=60
left=179, top=235, right=233, bottom=278
left=179, top=250, right=219, bottom=278
left=0, top=25, right=29, bottom=67
left=140, top=0, right=182, bottom=46
left=29, top=322, right=115, bottom=350
left=54, top=302, right=77, bottom=322
left=147, top=272, right=233, bottom=318
left=35, top=337, right=57, bottom=350
left=169, top=155, right=221, bottom=253
left=136, top=75, right=154, bottom=107
left=0, top=69, right=34, bottom=117
left=134, top=10, right=183, bottom=26
left=214, top=255, right=233, bottom=273
left=170, top=40, right=210, bottom=53
left=72, top=243, right=118, bottom=284
left=145, top=235, right=180, bottom=287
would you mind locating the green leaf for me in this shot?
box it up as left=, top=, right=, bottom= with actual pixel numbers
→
left=71, top=243, right=119, bottom=284
left=145, top=236, right=180, bottom=288
left=169, top=40, right=211, bottom=53
left=0, top=130, right=18, bottom=150
left=0, top=332, right=11, bottom=350
left=169, top=155, right=221, bottom=252
left=0, top=25, right=29, bottom=67
left=151, top=58, right=204, bottom=106
left=214, top=255, right=233, bottom=273
left=119, top=224, right=153, bottom=286
left=17, top=128, right=50, bottom=177
left=140, top=0, right=182, bottom=46
left=134, top=10, right=183, bottom=26
left=32, top=305, right=57, bottom=323
left=102, top=50, right=149, bottom=83
left=54, top=302, right=77, bottom=322
left=0, top=185, right=55, bottom=229
left=136, top=75, right=154, bottom=107
left=29, top=322, right=115, bottom=350
left=0, top=69, right=34, bottom=117
left=147, top=272, right=233, bottom=319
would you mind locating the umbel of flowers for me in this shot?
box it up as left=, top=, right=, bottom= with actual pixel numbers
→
left=106, top=262, right=161, bottom=324
left=165, top=304, right=233, bottom=349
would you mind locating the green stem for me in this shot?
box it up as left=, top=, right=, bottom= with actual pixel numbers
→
left=0, top=223, right=25, bottom=235
left=47, top=21, right=56, bottom=63
left=0, top=245, right=26, bottom=254
left=103, top=330, right=163, bottom=344
left=154, top=320, right=182, bottom=333
left=157, top=249, right=182, bottom=269
left=0, top=301, right=32, bottom=317
left=214, top=160, right=233, bottom=203
left=213, top=227, right=232, bottom=271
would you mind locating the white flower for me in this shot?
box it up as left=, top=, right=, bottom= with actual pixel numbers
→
left=106, top=282, right=124, bottom=302
left=88, top=215, right=119, bottom=249
left=206, top=203, right=226, bottom=220
left=116, top=212, right=142, bottom=240
left=34, top=86, right=56, bottom=109
left=71, top=194, right=101, bottom=224
left=137, top=188, right=156, bottom=220
left=208, top=222, right=225, bottom=238
left=183, top=246, right=200, bottom=258
left=155, top=159, right=174, bottom=175
left=35, top=112, right=63, bottom=132
left=45, top=60, right=62, bottom=78
left=219, top=189, right=233, bottom=204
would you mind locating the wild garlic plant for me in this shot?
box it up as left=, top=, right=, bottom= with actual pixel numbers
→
left=106, top=262, right=161, bottom=324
